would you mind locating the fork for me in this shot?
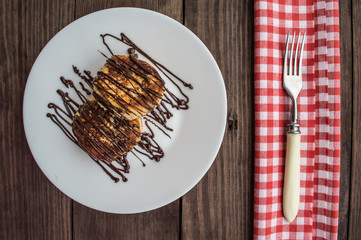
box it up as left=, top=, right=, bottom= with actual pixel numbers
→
left=282, top=32, right=305, bottom=223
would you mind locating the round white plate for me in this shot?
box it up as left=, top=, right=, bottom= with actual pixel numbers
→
left=23, top=8, right=226, bottom=213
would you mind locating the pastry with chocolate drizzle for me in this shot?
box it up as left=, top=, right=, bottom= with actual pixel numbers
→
left=47, top=33, right=193, bottom=183
left=93, top=54, right=165, bottom=120
left=72, top=98, right=142, bottom=164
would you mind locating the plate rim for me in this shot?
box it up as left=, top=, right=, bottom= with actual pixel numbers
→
left=23, top=7, right=227, bottom=214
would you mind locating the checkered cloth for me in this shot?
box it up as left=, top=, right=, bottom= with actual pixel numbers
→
left=254, top=0, right=340, bottom=239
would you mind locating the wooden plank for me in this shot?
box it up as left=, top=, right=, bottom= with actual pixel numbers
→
left=74, top=0, right=183, bottom=21
left=73, top=202, right=179, bottom=239
left=182, top=0, right=254, bottom=239
left=72, top=1, right=182, bottom=240
left=0, top=0, right=74, bottom=239
left=349, top=0, right=361, bottom=238
left=338, top=0, right=353, bottom=239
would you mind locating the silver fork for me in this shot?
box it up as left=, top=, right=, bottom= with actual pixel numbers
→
left=282, top=32, right=305, bottom=223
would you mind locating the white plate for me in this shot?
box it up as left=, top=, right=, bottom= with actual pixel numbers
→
left=23, top=8, right=226, bottom=213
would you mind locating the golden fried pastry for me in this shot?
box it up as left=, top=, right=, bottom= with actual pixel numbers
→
left=93, top=55, right=165, bottom=120
left=72, top=98, right=142, bottom=163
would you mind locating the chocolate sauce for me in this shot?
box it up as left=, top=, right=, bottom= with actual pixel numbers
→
left=134, top=121, right=164, bottom=162
left=144, top=117, right=171, bottom=139
left=73, top=65, right=94, bottom=88
left=101, top=33, right=192, bottom=110
left=79, top=82, right=91, bottom=95
left=93, top=55, right=164, bottom=119
left=47, top=33, right=193, bottom=182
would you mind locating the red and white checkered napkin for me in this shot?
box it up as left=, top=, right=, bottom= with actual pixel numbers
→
left=254, top=0, right=340, bottom=239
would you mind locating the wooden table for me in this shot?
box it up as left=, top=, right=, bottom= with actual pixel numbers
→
left=0, top=0, right=359, bottom=239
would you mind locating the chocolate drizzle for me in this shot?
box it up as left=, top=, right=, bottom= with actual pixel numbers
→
left=47, top=33, right=193, bottom=182
left=101, top=33, right=193, bottom=110
left=93, top=54, right=165, bottom=120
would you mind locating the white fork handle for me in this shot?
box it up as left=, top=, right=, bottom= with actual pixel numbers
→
left=283, top=133, right=301, bottom=222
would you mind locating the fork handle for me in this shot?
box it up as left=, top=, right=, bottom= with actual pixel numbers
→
left=283, top=133, right=301, bottom=222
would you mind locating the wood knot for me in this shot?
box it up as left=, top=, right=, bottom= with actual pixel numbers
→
left=227, top=113, right=238, bottom=130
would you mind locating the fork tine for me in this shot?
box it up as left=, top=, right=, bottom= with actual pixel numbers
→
left=289, top=32, right=295, bottom=75
left=298, top=32, right=306, bottom=76
left=283, top=32, right=290, bottom=76
left=294, top=32, right=301, bottom=75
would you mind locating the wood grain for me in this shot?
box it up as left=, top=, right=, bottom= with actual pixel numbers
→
left=349, top=0, right=361, bottom=238
left=338, top=0, right=353, bottom=238
left=74, top=0, right=183, bottom=22
left=1, top=0, right=360, bottom=239
left=72, top=1, right=182, bottom=240
left=182, top=0, right=254, bottom=239
left=0, top=0, right=74, bottom=239
left=73, top=201, right=179, bottom=240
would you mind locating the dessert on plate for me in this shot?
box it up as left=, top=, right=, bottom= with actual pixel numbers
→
left=47, top=33, right=193, bottom=182
left=93, top=54, right=165, bottom=120
left=72, top=98, right=142, bottom=164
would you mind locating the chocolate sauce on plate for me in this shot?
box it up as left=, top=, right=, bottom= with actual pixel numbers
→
left=47, top=33, right=192, bottom=182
